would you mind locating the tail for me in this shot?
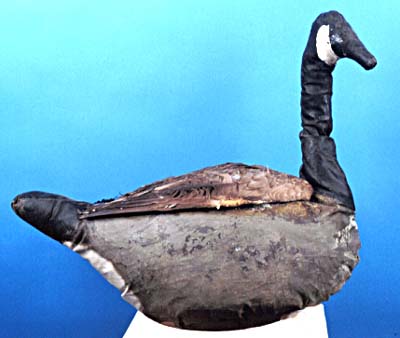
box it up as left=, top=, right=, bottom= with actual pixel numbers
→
left=12, top=191, right=140, bottom=309
left=11, top=191, right=90, bottom=243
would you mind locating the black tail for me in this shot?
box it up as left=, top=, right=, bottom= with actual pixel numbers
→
left=11, top=191, right=89, bottom=243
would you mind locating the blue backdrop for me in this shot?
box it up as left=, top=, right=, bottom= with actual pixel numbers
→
left=1, top=1, right=398, bottom=337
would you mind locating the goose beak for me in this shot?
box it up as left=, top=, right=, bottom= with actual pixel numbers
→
left=343, top=40, right=377, bottom=70
left=331, top=26, right=377, bottom=70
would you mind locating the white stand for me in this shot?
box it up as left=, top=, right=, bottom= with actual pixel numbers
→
left=123, top=304, right=328, bottom=338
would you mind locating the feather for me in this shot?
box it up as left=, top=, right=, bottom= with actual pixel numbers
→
left=80, top=163, right=313, bottom=219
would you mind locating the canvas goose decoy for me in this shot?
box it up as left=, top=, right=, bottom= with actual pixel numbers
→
left=12, top=11, right=376, bottom=331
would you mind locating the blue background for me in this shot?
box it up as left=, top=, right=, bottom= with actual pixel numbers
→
left=1, top=1, right=398, bottom=337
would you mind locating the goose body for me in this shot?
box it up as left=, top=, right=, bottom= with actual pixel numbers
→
left=12, top=11, right=376, bottom=331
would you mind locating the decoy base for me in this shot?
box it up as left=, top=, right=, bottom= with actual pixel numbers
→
left=123, top=304, right=328, bottom=338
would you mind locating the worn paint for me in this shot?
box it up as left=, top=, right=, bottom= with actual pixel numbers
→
left=77, top=201, right=359, bottom=330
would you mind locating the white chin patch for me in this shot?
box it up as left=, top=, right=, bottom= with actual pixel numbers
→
left=316, top=25, right=339, bottom=66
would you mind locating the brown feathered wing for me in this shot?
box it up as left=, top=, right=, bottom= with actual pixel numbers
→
left=80, top=163, right=313, bottom=219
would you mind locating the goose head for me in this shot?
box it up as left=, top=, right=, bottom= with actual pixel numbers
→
left=304, top=11, right=377, bottom=70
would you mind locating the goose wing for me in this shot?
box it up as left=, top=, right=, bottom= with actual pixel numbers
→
left=80, top=163, right=313, bottom=219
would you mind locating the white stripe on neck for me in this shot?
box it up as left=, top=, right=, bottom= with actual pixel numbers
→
left=316, top=25, right=339, bottom=66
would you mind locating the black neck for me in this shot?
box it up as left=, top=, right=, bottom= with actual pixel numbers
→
left=299, top=49, right=355, bottom=210
left=300, top=53, right=335, bottom=137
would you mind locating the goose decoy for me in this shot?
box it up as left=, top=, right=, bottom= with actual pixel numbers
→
left=12, top=11, right=376, bottom=331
